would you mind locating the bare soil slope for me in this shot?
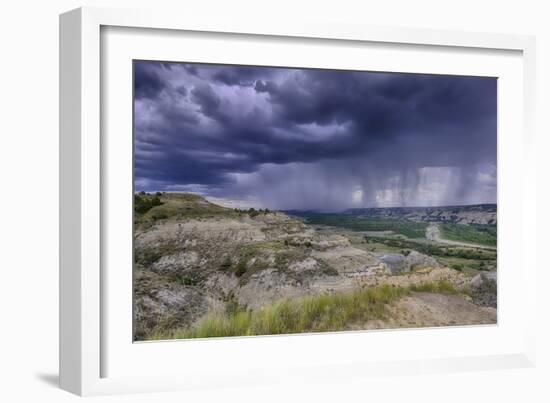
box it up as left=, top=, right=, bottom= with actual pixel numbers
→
left=365, top=292, right=496, bottom=330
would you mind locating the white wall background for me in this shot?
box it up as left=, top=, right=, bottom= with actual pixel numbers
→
left=0, top=1, right=548, bottom=402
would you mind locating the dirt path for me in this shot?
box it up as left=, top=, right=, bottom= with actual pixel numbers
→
left=425, top=223, right=496, bottom=250
left=364, top=292, right=497, bottom=329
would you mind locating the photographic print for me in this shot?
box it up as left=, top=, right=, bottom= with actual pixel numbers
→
left=133, top=61, right=497, bottom=341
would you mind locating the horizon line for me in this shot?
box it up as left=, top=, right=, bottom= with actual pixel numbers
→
left=135, top=190, right=496, bottom=211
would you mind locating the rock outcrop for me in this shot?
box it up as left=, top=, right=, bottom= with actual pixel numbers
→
left=376, top=251, right=440, bottom=274
left=469, top=272, right=497, bottom=307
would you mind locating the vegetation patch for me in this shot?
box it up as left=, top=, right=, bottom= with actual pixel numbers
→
left=409, top=280, right=459, bottom=294
left=147, top=281, right=461, bottom=340
left=169, top=271, right=205, bottom=286
left=440, top=256, right=493, bottom=273
left=134, top=192, right=241, bottom=229
left=365, top=236, right=496, bottom=261
left=234, top=259, right=248, bottom=277
left=439, top=223, right=497, bottom=246
left=222, top=240, right=335, bottom=285
left=134, top=242, right=180, bottom=267
left=292, top=213, right=428, bottom=239
left=149, top=284, right=406, bottom=339
left=134, top=192, right=164, bottom=215
left=234, top=207, right=272, bottom=217
left=219, top=256, right=233, bottom=271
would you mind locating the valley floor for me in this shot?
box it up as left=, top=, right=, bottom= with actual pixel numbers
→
left=426, top=223, right=497, bottom=250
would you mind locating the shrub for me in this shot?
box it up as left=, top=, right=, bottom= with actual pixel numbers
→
left=151, top=211, right=168, bottom=220
left=234, top=260, right=248, bottom=277
left=134, top=194, right=151, bottom=214
left=220, top=256, right=232, bottom=270
left=134, top=193, right=164, bottom=215
left=151, top=195, right=163, bottom=206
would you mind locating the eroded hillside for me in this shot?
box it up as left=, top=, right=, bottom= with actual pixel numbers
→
left=133, top=193, right=496, bottom=340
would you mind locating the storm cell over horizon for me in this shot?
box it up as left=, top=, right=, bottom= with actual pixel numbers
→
left=134, top=61, right=497, bottom=211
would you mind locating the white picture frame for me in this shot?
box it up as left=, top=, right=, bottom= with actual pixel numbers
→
left=59, top=6, right=537, bottom=396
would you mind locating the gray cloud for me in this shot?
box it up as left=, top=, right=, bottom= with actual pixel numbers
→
left=134, top=61, right=496, bottom=209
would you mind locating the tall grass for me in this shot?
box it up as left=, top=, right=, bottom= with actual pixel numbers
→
left=149, top=284, right=408, bottom=340
left=147, top=281, right=460, bottom=340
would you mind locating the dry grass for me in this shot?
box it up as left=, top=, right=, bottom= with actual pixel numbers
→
left=147, top=282, right=463, bottom=340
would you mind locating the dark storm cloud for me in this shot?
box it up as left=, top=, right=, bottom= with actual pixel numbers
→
left=134, top=62, right=166, bottom=100
left=134, top=60, right=496, bottom=209
left=212, top=65, right=277, bottom=86
left=190, top=84, right=221, bottom=118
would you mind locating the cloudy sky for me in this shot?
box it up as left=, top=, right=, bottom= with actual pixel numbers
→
left=134, top=61, right=497, bottom=211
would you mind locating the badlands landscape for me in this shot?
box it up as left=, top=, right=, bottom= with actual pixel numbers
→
left=133, top=192, right=497, bottom=341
